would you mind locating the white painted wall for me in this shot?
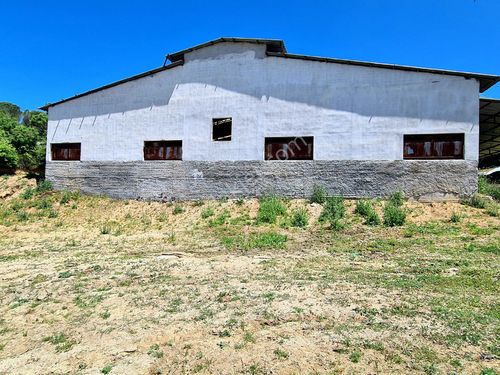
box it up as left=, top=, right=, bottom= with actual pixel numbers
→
left=47, top=42, right=480, bottom=162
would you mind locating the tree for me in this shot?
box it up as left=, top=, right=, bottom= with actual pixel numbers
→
left=0, top=104, right=48, bottom=172
left=0, top=134, right=18, bottom=170
left=24, top=111, right=48, bottom=136
left=0, top=102, right=21, bottom=120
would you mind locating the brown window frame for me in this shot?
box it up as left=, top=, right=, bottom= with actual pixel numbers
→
left=51, top=143, right=81, bottom=161
left=403, top=134, right=464, bottom=160
left=144, top=140, right=182, bottom=160
left=264, top=136, right=314, bottom=160
left=212, top=118, right=232, bottom=141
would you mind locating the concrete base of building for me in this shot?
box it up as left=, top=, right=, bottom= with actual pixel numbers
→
left=45, top=160, right=477, bottom=201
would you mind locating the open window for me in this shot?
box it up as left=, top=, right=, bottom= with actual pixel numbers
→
left=403, top=134, right=464, bottom=159
left=51, top=143, right=81, bottom=161
left=212, top=118, right=232, bottom=141
left=144, top=140, right=182, bottom=160
left=265, top=137, right=314, bottom=160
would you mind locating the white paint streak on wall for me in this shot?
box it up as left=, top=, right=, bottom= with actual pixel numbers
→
left=47, top=42, right=479, bottom=162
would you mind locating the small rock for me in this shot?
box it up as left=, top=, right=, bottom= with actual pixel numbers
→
left=36, top=290, right=49, bottom=301
left=480, top=353, right=496, bottom=361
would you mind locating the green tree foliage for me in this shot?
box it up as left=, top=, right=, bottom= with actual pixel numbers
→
left=0, top=135, right=19, bottom=170
left=0, top=105, right=47, bottom=172
left=0, top=102, right=21, bottom=120
left=23, top=111, right=48, bottom=136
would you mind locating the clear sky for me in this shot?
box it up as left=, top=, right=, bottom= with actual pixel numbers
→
left=1, top=0, right=499, bottom=110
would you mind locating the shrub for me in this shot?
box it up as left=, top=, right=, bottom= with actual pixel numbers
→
left=364, top=209, right=381, bottom=226
left=450, top=212, right=461, bottom=223
left=36, top=198, right=52, bottom=210
left=319, top=197, right=345, bottom=223
left=291, top=208, right=308, bottom=228
left=201, top=207, right=214, bottom=219
left=0, top=137, right=18, bottom=170
left=478, top=176, right=500, bottom=201
left=59, top=191, right=71, bottom=205
left=388, top=191, right=404, bottom=207
left=256, top=195, right=286, bottom=224
left=100, top=224, right=111, bottom=235
left=21, top=187, right=34, bottom=200
left=209, top=211, right=230, bottom=227
left=354, top=200, right=372, bottom=217
left=383, top=203, right=406, bottom=227
left=461, top=194, right=486, bottom=209
left=486, top=205, right=498, bottom=217
left=310, top=185, right=327, bottom=204
left=173, top=204, right=184, bottom=215
left=35, top=180, right=52, bottom=194
left=16, top=210, right=29, bottom=222
left=48, top=209, right=59, bottom=218
left=355, top=199, right=380, bottom=226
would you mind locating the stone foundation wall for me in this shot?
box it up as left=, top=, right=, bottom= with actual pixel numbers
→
left=45, top=160, right=477, bottom=201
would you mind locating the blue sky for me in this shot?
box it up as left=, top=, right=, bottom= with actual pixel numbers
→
left=1, top=0, right=499, bottom=110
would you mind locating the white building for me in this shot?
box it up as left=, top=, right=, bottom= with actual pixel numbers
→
left=42, top=38, right=500, bottom=201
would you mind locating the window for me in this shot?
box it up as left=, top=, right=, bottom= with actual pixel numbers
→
left=265, top=137, right=314, bottom=160
left=212, top=118, right=232, bottom=141
left=51, top=143, right=81, bottom=161
left=403, top=134, right=464, bottom=160
left=144, top=141, right=182, bottom=160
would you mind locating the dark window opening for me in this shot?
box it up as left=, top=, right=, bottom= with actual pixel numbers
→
left=51, top=143, right=81, bottom=161
left=403, top=134, right=464, bottom=159
left=212, top=118, right=232, bottom=141
left=144, top=140, right=182, bottom=160
left=265, top=137, right=314, bottom=160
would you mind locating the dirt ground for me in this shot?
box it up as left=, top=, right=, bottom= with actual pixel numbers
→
left=0, top=174, right=498, bottom=374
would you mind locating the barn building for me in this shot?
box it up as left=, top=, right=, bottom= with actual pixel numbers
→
left=42, top=38, right=500, bottom=201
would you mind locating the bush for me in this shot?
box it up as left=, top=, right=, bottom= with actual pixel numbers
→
left=291, top=208, right=308, bottom=228
left=383, top=203, right=406, bottom=227
left=319, top=197, right=345, bottom=230
left=388, top=191, right=404, bottom=207
left=478, top=176, right=500, bottom=201
left=364, top=209, right=381, bottom=226
left=21, top=187, right=34, bottom=200
left=310, top=185, right=327, bottom=204
left=256, top=195, right=286, bottom=224
left=173, top=204, right=184, bottom=215
left=35, top=180, right=52, bottom=194
left=461, top=194, right=486, bottom=209
left=450, top=212, right=461, bottom=223
left=354, top=200, right=372, bottom=217
left=201, top=207, right=214, bottom=219
left=355, top=199, right=380, bottom=226
left=0, top=137, right=18, bottom=170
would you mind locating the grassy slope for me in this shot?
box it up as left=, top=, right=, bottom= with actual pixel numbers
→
left=0, top=173, right=498, bottom=374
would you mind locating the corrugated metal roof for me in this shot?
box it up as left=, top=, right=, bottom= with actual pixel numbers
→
left=479, top=97, right=500, bottom=167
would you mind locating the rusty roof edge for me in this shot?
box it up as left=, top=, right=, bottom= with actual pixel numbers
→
left=40, top=61, right=184, bottom=111
left=267, top=52, right=500, bottom=93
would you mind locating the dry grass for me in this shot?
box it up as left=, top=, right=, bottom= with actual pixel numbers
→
left=0, top=173, right=499, bottom=374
